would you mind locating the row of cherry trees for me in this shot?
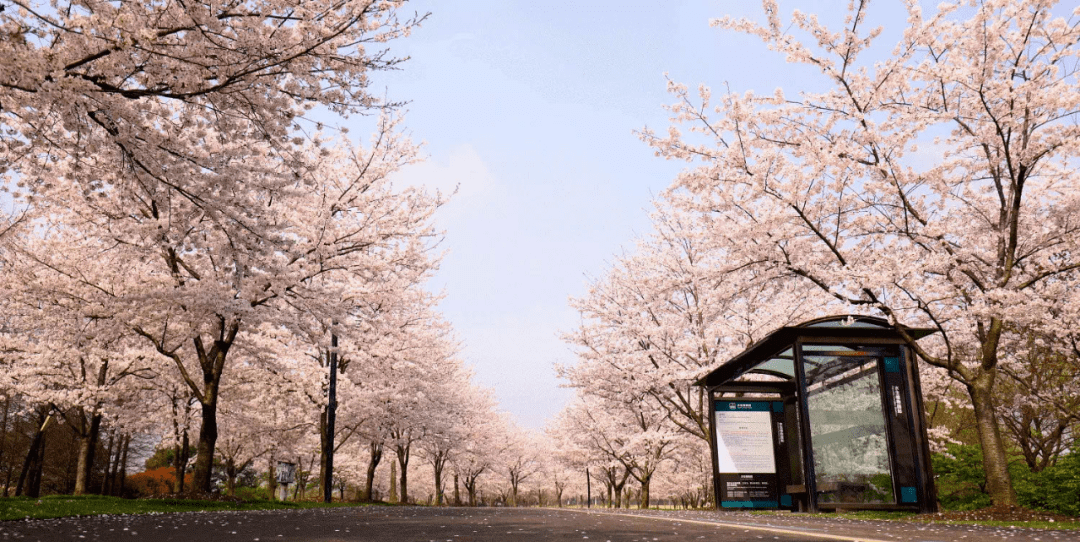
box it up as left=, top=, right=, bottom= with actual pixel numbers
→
left=0, top=0, right=530, bottom=502
left=546, top=201, right=829, bottom=509
left=552, top=0, right=1080, bottom=509
left=0, top=0, right=722, bottom=506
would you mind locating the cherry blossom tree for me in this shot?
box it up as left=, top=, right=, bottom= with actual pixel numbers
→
left=1, top=118, right=440, bottom=493
left=500, top=429, right=542, bottom=507
left=538, top=453, right=582, bottom=508
left=549, top=394, right=678, bottom=509
left=453, top=411, right=511, bottom=507
left=356, top=423, right=389, bottom=502
left=544, top=413, right=596, bottom=507
left=562, top=201, right=826, bottom=446
left=311, top=282, right=443, bottom=501
left=0, top=245, right=157, bottom=495
left=651, top=438, right=713, bottom=509
left=1, top=0, right=421, bottom=190
left=346, top=316, right=421, bottom=501
left=417, top=378, right=496, bottom=506
left=996, top=312, right=1080, bottom=470
left=414, top=378, right=462, bottom=506
left=343, top=303, right=463, bottom=504
left=155, top=378, right=199, bottom=494
left=212, top=359, right=315, bottom=496
left=1, top=0, right=435, bottom=494
left=643, top=0, right=1080, bottom=505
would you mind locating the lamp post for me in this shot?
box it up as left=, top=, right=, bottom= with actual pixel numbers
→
left=323, top=329, right=338, bottom=503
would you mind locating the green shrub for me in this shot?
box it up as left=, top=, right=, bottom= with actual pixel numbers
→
left=932, top=444, right=992, bottom=511
left=933, top=444, right=1080, bottom=516
left=1013, top=450, right=1080, bottom=516
left=234, top=486, right=271, bottom=501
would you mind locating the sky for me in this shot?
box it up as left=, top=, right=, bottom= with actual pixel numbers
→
left=363, top=0, right=920, bottom=429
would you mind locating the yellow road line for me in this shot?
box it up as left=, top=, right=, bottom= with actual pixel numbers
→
left=557, top=508, right=893, bottom=542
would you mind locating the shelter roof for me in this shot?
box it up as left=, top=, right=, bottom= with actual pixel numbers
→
left=696, top=315, right=936, bottom=388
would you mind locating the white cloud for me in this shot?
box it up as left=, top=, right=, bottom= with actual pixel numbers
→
left=391, top=143, right=503, bottom=224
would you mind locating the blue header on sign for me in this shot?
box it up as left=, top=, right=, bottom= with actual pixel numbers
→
left=721, top=499, right=779, bottom=508
left=884, top=357, right=900, bottom=373
left=715, top=401, right=772, bottom=412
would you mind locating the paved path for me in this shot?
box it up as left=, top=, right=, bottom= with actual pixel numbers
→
left=587, top=509, right=1080, bottom=542
left=0, top=506, right=1077, bottom=542
left=0, top=506, right=848, bottom=542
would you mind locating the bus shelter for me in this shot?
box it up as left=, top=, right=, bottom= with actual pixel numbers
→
left=696, top=316, right=938, bottom=513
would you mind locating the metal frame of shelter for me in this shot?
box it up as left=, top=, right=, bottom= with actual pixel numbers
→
left=696, top=315, right=938, bottom=513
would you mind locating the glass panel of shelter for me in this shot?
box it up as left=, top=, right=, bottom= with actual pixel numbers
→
left=800, top=344, right=897, bottom=505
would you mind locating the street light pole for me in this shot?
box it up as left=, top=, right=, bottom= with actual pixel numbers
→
left=323, top=330, right=338, bottom=503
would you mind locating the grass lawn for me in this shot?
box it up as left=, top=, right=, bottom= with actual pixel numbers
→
left=744, top=509, right=1080, bottom=531
left=0, top=495, right=374, bottom=521
left=826, top=510, right=1080, bottom=531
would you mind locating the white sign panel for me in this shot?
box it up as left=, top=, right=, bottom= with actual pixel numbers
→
left=276, top=462, right=296, bottom=484
left=715, top=408, right=776, bottom=474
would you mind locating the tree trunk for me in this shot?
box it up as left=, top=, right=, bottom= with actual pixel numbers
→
left=1, top=398, right=15, bottom=497
left=225, top=457, right=237, bottom=496
left=173, top=440, right=184, bottom=493
left=103, top=436, right=114, bottom=496
left=181, top=323, right=236, bottom=495
left=639, top=474, right=650, bottom=509
left=268, top=454, right=277, bottom=501
left=178, top=429, right=189, bottom=494
left=613, top=470, right=629, bottom=509
left=0, top=396, right=10, bottom=493
left=27, top=429, right=46, bottom=498
left=396, top=448, right=409, bottom=504
left=3, top=459, right=13, bottom=497
left=318, top=408, right=328, bottom=502
left=466, top=480, right=477, bottom=507
left=101, top=432, right=115, bottom=495
left=108, top=433, right=123, bottom=496
left=192, top=398, right=218, bottom=494
left=389, top=460, right=398, bottom=503
left=75, top=358, right=111, bottom=495
left=969, top=375, right=1017, bottom=506
left=432, top=456, right=444, bottom=506
left=16, top=409, right=49, bottom=497
left=362, top=442, right=382, bottom=501
left=453, top=473, right=461, bottom=506
left=293, top=455, right=304, bottom=501
left=62, top=443, right=77, bottom=494
left=118, top=435, right=130, bottom=497
left=304, top=455, right=315, bottom=500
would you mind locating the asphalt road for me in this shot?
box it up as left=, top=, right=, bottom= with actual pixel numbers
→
left=0, top=506, right=852, bottom=542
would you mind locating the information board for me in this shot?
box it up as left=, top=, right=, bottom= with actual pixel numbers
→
left=715, top=405, right=776, bottom=473
left=714, top=401, right=780, bottom=508
left=276, top=462, right=296, bottom=485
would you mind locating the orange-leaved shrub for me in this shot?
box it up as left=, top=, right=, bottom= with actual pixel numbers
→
left=127, top=467, right=192, bottom=497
